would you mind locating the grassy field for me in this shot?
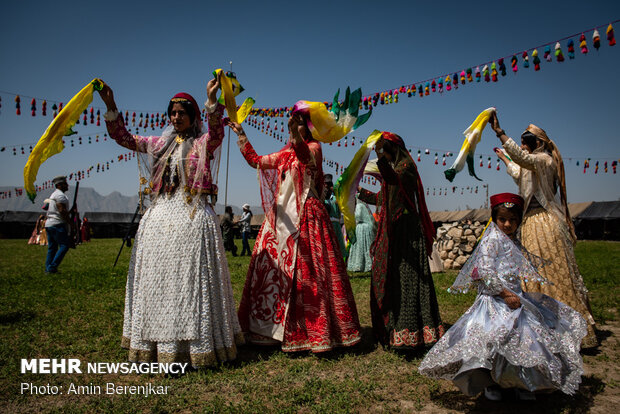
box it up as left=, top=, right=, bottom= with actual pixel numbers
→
left=0, top=238, right=618, bottom=413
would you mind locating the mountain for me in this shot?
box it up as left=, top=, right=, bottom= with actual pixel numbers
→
left=0, top=186, right=261, bottom=214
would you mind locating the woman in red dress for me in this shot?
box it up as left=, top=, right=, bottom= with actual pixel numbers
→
left=227, top=111, right=361, bottom=352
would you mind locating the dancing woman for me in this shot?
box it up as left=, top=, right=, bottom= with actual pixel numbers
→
left=358, top=132, right=444, bottom=349
left=492, top=113, right=597, bottom=348
left=98, top=72, right=243, bottom=367
left=227, top=110, right=361, bottom=353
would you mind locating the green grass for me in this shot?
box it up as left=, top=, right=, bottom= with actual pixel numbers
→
left=0, top=238, right=618, bottom=413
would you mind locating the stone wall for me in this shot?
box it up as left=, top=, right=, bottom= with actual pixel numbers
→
left=435, top=220, right=486, bottom=270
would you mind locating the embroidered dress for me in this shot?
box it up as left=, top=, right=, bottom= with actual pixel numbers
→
left=359, top=154, right=444, bottom=349
left=106, top=104, right=243, bottom=367
left=419, top=222, right=586, bottom=396
left=503, top=138, right=597, bottom=347
left=236, top=137, right=361, bottom=352
left=347, top=201, right=376, bottom=273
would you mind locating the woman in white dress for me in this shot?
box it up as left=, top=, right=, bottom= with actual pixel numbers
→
left=98, top=73, right=244, bottom=367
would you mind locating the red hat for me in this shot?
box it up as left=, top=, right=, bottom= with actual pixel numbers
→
left=490, top=192, right=524, bottom=210
left=170, top=92, right=200, bottom=122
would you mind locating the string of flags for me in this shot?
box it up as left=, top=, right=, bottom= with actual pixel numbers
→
left=426, top=185, right=484, bottom=197
left=0, top=151, right=136, bottom=200
left=243, top=115, right=619, bottom=175
left=2, top=21, right=616, bottom=122
left=246, top=21, right=617, bottom=117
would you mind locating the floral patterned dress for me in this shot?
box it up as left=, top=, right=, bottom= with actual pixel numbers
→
left=236, top=137, right=361, bottom=352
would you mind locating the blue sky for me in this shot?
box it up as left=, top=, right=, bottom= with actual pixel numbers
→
left=1, top=0, right=619, bottom=211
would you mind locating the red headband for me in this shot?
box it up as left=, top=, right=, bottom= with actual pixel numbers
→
left=490, top=192, right=524, bottom=210
left=170, top=92, right=200, bottom=121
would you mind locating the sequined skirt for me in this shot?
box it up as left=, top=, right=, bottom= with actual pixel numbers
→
left=520, top=208, right=597, bottom=348
left=419, top=291, right=587, bottom=395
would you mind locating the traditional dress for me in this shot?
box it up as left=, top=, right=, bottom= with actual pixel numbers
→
left=419, top=222, right=586, bottom=396
left=503, top=128, right=597, bottom=348
left=105, top=97, right=243, bottom=367
left=236, top=134, right=361, bottom=352
left=358, top=132, right=444, bottom=349
left=346, top=200, right=376, bottom=273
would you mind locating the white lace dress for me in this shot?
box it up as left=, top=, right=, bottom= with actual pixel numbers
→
left=121, top=147, right=243, bottom=367
left=418, top=222, right=586, bottom=395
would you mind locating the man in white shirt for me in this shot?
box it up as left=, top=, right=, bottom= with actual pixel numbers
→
left=44, top=176, right=72, bottom=273
left=239, top=204, right=253, bottom=256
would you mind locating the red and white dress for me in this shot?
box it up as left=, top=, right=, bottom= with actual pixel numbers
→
left=237, top=137, right=361, bottom=352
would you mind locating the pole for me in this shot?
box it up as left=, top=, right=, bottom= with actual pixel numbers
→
left=484, top=184, right=489, bottom=209
left=224, top=60, right=232, bottom=207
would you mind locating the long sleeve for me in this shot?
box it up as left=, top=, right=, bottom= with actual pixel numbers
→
left=104, top=110, right=163, bottom=153
left=205, top=103, right=225, bottom=156
left=472, top=239, right=505, bottom=296
left=358, top=188, right=378, bottom=205
left=506, top=160, right=521, bottom=182
left=238, top=140, right=286, bottom=170
left=503, top=138, right=539, bottom=171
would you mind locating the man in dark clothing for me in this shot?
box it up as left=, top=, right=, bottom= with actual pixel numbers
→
left=221, top=206, right=238, bottom=256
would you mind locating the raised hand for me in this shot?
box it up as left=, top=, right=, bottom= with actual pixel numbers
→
left=207, top=71, right=222, bottom=106
left=97, top=82, right=118, bottom=112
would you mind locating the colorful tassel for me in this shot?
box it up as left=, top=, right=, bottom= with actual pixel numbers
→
left=460, top=70, right=466, bottom=84
left=593, top=29, right=600, bottom=50
left=532, top=49, right=541, bottom=71
left=555, top=42, right=565, bottom=62
left=15, top=95, right=21, bottom=115
left=490, top=62, right=498, bottom=82
left=466, top=67, right=473, bottom=82
left=438, top=78, right=444, bottom=93
left=31, top=98, right=36, bottom=116
left=434, top=153, right=438, bottom=165
left=498, top=58, right=506, bottom=76
left=452, top=73, right=459, bottom=88
left=511, top=55, right=518, bottom=72
left=607, top=23, right=616, bottom=46
left=567, top=39, right=575, bottom=59
left=543, top=45, right=552, bottom=61
left=483, top=65, right=490, bottom=82
left=425, top=82, right=430, bottom=96
left=475, top=66, right=481, bottom=82
left=445, top=76, right=452, bottom=91
left=522, top=51, right=529, bottom=68
left=42, top=100, right=47, bottom=116
left=580, top=33, right=588, bottom=54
